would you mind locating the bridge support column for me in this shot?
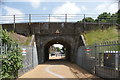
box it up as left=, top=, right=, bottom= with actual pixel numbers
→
left=36, top=44, right=45, bottom=64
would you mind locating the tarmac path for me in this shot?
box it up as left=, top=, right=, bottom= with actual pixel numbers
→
left=18, top=57, right=101, bottom=80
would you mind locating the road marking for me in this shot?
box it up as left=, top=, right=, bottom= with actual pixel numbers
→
left=45, top=65, right=67, bottom=80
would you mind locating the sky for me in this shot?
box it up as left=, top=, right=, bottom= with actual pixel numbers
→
left=53, top=44, right=63, bottom=49
left=0, top=0, right=119, bottom=23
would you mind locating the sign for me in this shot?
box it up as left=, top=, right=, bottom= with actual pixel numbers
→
left=86, top=47, right=90, bottom=51
left=55, top=29, right=60, bottom=34
left=86, top=47, right=90, bottom=54
left=22, top=48, right=26, bottom=55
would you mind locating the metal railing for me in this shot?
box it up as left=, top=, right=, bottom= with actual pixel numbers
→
left=76, top=41, right=120, bottom=79
left=18, top=45, right=38, bottom=77
left=0, top=42, right=38, bottom=78
left=0, top=14, right=117, bottom=24
left=95, top=41, right=120, bottom=70
left=0, top=40, right=2, bottom=79
left=0, top=42, right=19, bottom=79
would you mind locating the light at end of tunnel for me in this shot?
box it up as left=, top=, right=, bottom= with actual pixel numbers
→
left=53, top=44, right=63, bottom=49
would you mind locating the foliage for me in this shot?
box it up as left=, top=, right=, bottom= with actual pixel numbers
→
left=96, top=12, right=111, bottom=23
left=81, top=17, right=94, bottom=22
left=0, top=25, right=2, bottom=39
left=23, top=36, right=32, bottom=46
left=95, top=12, right=117, bottom=23
left=78, top=12, right=117, bottom=23
left=1, top=30, right=12, bottom=44
left=0, top=27, right=23, bottom=79
left=56, top=47, right=61, bottom=52
left=117, top=10, right=120, bottom=24
left=83, top=26, right=118, bottom=45
left=9, top=32, right=32, bottom=46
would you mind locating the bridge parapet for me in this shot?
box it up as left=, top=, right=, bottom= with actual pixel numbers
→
left=2, top=22, right=114, bottom=36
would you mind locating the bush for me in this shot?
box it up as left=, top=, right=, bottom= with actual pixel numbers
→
left=0, top=27, right=23, bottom=79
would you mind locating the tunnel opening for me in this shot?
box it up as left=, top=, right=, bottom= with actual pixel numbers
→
left=49, top=43, right=65, bottom=60
left=44, top=39, right=71, bottom=62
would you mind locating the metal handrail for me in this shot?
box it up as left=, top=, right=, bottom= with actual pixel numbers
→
left=0, top=14, right=117, bottom=24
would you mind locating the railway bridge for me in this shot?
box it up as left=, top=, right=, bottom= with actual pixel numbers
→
left=2, top=22, right=112, bottom=64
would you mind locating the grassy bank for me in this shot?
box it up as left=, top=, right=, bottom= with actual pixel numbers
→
left=9, top=32, right=32, bottom=46
left=0, top=25, right=32, bottom=46
left=83, top=26, right=118, bottom=45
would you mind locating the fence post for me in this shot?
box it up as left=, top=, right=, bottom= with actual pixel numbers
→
left=29, top=14, right=31, bottom=25
left=94, top=43, right=97, bottom=74
left=65, top=14, right=67, bottom=22
left=98, top=17, right=100, bottom=28
left=0, top=43, right=1, bottom=55
left=83, top=14, right=86, bottom=32
left=49, top=14, right=50, bottom=22
left=114, top=41, right=119, bottom=70
left=32, top=46, right=34, bottom=68
left=13, top=15, right=16, bottom=31
left=0, top=38, right=2, bottom=79
left=110, top=15, right=114, bottom=26
left=115, top=52, right=119, bottom=70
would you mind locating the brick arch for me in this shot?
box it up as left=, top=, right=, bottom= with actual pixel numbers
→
left=44, top=38, right=71, bottom=62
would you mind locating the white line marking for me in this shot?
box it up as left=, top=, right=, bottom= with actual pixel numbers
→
left=45, top=65, right=67, bottom=80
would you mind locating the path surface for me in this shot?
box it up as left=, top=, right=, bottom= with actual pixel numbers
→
left=18, top=58, right=101, bottom=80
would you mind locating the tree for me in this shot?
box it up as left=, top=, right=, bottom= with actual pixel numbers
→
left=55, top=47, right=61, bottom=52
left=111, top=13, right=117, bottom=23
left=82, top=17, right=94, bottom=22
left=96, top=12, right=112, bottom=23
left=117, top=10, right=120, bottom=24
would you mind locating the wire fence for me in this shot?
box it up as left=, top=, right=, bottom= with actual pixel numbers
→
left=0, top=42, right=38, bottom=78
left=0, top=40, right=2, bottom=79
left=18, top=45, right=38, bottom=77
left=76, top=41, right=120, bottom=79
left=0, top=14, right=117, bottom=24
left=0, top=41, right=20, bottom=79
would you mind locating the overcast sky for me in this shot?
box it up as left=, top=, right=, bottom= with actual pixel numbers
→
left=0, top=0, right=119, bottom=23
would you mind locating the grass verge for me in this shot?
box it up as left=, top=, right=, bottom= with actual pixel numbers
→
left=83, top=26, right=118, bottom=45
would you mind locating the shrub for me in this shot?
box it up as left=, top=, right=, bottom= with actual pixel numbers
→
left=0, top=27, right=23, bottom=79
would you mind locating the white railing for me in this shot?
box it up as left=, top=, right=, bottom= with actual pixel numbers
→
left=0, top=14, right=117, bottom=24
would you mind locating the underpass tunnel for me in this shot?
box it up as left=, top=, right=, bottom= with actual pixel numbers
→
left=44, top=39, right=71, bottom=62
left=49, top=43, right=65, bottom=60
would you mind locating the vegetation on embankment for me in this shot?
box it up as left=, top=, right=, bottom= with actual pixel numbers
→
left=9, top=32, right=32, bottom=46
left=0, top=24, right=32, bottom=46
left=83, top=26, right=118, bottom=45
